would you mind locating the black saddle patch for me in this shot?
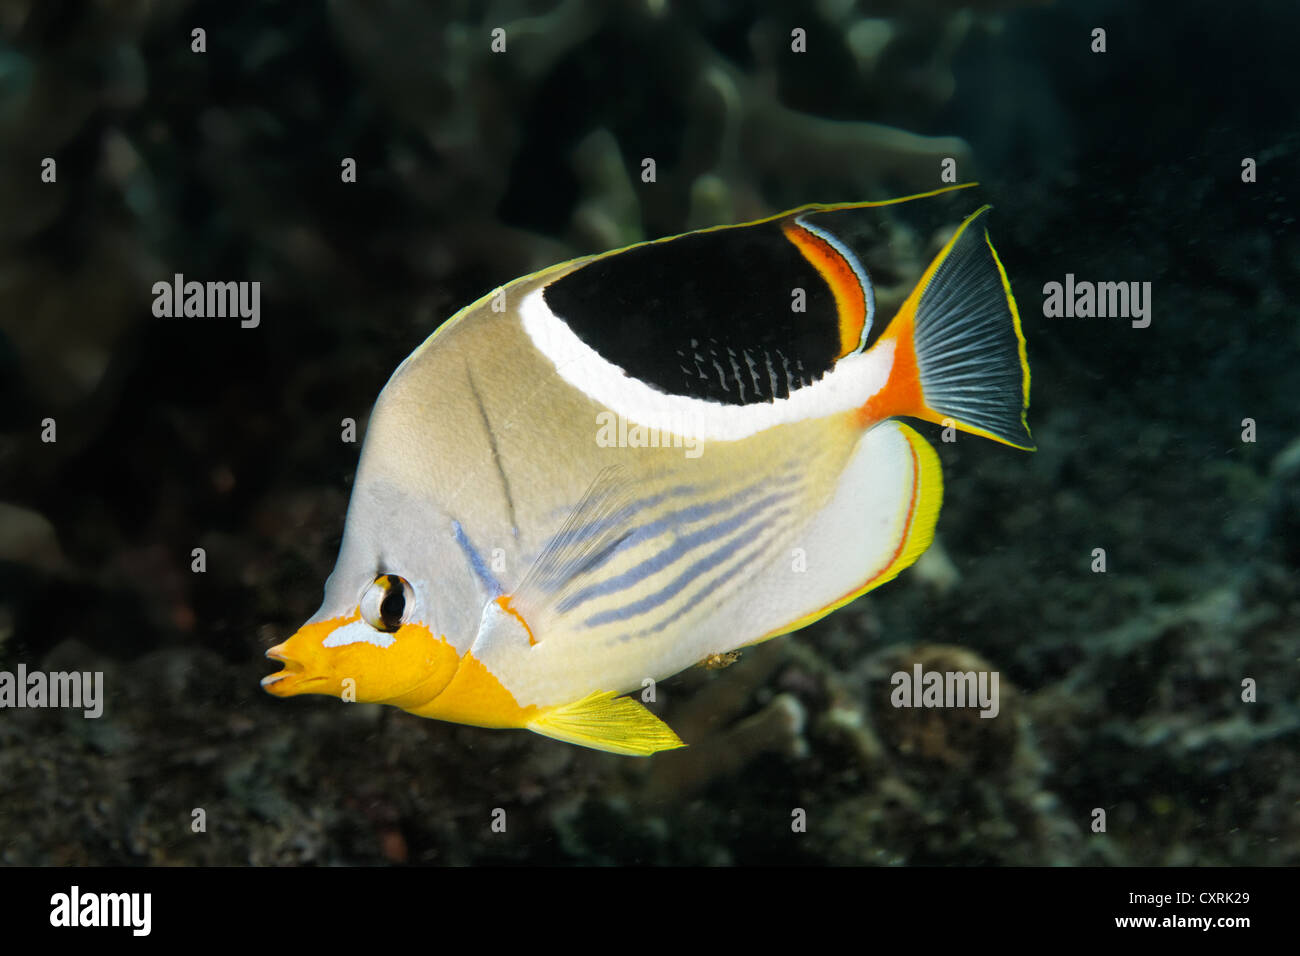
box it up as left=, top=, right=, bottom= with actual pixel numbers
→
left=542, top=222, right=841, bottom=405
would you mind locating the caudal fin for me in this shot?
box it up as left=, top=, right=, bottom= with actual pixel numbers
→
left=864, top=206, right=1034, bottom=450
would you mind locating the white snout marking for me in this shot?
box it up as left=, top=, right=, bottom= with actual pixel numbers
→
left=323, top=619, right=397, bottom=648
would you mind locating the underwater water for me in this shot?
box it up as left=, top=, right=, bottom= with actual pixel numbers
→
left=0, top=0, right=1296, bottom=876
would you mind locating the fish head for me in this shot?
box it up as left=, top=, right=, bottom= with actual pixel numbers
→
left=263, top=389, right=490, bottom=710
left=262, top=571, right=461, bottom=708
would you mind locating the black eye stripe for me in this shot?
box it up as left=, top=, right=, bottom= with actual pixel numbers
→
left=379, top=587, right=405, bottom=627
left=363, top=573, right=412, bottom=633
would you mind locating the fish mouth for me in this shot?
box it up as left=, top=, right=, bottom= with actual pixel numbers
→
left=261, top=645, right=306, bottom=695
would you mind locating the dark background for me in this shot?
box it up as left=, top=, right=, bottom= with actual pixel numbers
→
left=0, top=0, right=1296, bottom=864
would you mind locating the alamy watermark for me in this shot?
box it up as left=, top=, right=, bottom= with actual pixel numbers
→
left=0, top=665, right=103, bottom=718
left=595, top=411, right=703, bottom=459
left=1042, top=273, right=1151, bottom=328
left=50, top=886, right=150, bottom=936
left=890, top=662, right=999, bottom=718
left=152, top=273, right=260, bottom=328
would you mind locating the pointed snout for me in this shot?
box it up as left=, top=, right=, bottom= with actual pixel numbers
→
left=260, top=616, right=351, bottom=697
left=260, top=642, right=303, bottom=696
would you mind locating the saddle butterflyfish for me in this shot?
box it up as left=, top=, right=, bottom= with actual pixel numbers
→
left=262, top=182, right=1033, bottom=756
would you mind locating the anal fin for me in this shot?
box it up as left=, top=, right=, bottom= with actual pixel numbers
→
left=527, top=690, right=686, bottom=756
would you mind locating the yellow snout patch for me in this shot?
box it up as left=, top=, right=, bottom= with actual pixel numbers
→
left=263, top=614, right=686, bottom=752
left=261, top=612, right=460, bottom=709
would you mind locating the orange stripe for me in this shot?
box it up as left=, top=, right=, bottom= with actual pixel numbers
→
left=854, top=298, right=930, bottom=428
left=781, top=220, right=866, bottom=357
left=495, top=594, right=536, bottom=646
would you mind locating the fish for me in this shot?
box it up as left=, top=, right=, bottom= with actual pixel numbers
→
left=261, top=182, right=1033, bottom=756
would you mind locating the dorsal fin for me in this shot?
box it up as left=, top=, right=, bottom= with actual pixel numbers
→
left=539, top=221, right=844, bottom=405
left=534, top=183, right=981, bottom=407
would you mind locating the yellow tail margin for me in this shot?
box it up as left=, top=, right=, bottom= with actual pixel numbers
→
left=862, top=205, right=1033, bottom=450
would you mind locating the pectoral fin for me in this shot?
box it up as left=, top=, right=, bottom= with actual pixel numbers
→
left=507, top=466, right=641, bottom=642
left=527, top=690, right=686, bottom=756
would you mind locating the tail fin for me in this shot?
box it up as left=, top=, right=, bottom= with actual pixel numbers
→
left=862, top=206, right=1034, bottom=450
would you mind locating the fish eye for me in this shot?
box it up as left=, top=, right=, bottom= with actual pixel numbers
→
left=360, top=574, right=413, bottom=633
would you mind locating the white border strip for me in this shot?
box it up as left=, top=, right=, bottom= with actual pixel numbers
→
left=519, top=287, right=892, bottom=442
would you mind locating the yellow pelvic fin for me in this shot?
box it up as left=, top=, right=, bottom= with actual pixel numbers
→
left=526, top=690, right=686, bottom=757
